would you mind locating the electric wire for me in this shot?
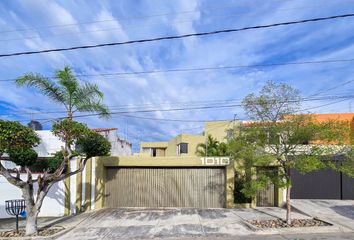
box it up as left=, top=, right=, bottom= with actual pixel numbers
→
left=1, top=13, right=354, bottom=58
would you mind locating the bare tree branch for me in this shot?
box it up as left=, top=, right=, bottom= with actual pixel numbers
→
left=0, top=161, right=26, bottom=188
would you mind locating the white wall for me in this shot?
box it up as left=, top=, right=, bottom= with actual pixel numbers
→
left=0, top=174, right=65, bottom=218
left=0, top=157, right=98, bottom=219
left=34, top=130, right=63, bottom=157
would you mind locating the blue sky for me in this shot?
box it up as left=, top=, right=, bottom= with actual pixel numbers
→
left=1, top=0, right=354, bottom=152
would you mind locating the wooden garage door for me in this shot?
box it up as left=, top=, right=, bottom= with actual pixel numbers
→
left=105, top=167, right=225, bottom=208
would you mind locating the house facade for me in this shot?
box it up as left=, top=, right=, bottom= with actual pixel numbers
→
left=92, top=128, right=132, bottom=156
left=69, top=119, right=285, bottom=214
left=140, top=120, right=237, bottom=157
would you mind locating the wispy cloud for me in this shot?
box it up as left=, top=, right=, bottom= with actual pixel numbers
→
left=0, top=0, right=354, bottom=151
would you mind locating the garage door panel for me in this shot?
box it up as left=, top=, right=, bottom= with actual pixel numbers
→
left=342, top=174, right=354, bottom=199
left=105, top=168, right=225, bottom=208
left=291, top=169, right=341, bottom=199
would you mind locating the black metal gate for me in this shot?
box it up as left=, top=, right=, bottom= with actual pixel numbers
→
left=291, top=169, right=354, bottom=199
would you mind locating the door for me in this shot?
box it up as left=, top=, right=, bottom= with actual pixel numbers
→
left=256, top=167, right=276, bottom=206
left=105, top=167, right=225, bottom=208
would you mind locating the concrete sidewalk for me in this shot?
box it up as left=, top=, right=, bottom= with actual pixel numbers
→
left=291, top=199, right=354, bottom=231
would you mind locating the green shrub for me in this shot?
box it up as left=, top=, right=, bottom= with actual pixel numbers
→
left=8, top=148, right=38, bottom=167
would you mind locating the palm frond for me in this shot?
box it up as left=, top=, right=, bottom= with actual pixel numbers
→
left=16, top=74, right=66, bottom=106
left=75, top=100, right=110, bottom=118
left=76, top=83, right=104, bottom=100
left=55, top=66, right=78, bottom=96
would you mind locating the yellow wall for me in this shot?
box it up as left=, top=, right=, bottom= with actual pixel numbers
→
left=140, top=141, right=169, bottom=151
left=140, top=120, right=239, bottom=157
left=204, top=120, right=239, bottom=142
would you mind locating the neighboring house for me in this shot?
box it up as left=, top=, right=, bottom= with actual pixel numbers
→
left=0, top=125, right=132, bottom=219
left=287, top=113, right=354, bottom=200
left=140, top=120, right=237, bottom=157
left=242, top=113, right=354, bottom=203
left=92, top=128, right=132, bottom=156
left=34, top=130, right=64, bottom=157
left=32, top=127, right=132, bottom=158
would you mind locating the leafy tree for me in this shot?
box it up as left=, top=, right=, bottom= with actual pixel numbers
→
left=76, top=131, right=111, bottom=158
left=9, top=148, right=38, bottom=167
left=0, top=119, right=111, bottom=235
left=196, top=134, right=229, bottom=156
left=16, top=66, right=109, bottom=119
left=230, top=81, right=348, bottom=224
left=0, top=120, right=40, bottom=184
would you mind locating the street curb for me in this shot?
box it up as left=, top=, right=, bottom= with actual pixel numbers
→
left=242, top=217, right=353, bottom=235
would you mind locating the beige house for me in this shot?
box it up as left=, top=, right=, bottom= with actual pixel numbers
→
left=59, top=120, right=284, bottom=215
left=140, top=120, right=238, bottom=157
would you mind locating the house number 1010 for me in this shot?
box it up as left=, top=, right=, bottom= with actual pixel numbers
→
left=200, top=157, right=230, bottom=165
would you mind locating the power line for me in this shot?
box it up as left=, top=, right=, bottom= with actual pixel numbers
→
left=10, top=94, right=354, bottom=122
left=121, top=114, right=229, bottom=122
left=307, top=78, right=354, bottom=97
left=1, top=0, right=333, bottom=35
left=0, top=3, right=247, bottom=34
left=0, top=4, right=339, bottom=42
left=1, top=13, right=354, bottom=58
left=299, top=98, right=351, bottom=112
left=2, top=94, right=353, bottom=118
left=1, top=57, right=354, bottom=82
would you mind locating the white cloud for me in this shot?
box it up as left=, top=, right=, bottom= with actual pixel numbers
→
left=0, top=0, right=353, bottom=150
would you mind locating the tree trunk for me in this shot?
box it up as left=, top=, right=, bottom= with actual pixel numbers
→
left=285, top=166, right=292, bottom=225
left=25, top=209, right=38, bottom=236
left=22, top=185, right=38, bottom=236
left=286, top=186, right=291, bottom=225
left=22, top=177, right=51, bottom=236
left=67, top=111, right=73, bottom=120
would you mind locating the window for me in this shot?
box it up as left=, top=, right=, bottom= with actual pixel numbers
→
left=177, top=143, right=188, bottom=155
left=152, top=148, right=157, bottom=157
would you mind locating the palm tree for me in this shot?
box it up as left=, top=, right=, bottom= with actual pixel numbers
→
left=16, top=66, right=109, bottom=119
left=196, top=134, right=228, bottom=156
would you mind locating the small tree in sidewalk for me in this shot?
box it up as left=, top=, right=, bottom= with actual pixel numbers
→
left=0, top=119, right=111, bottom=236
left=230, top=80, right=348, bottom=224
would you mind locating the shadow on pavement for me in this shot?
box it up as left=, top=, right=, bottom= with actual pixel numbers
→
left=330, top=205, right=354, bottom=220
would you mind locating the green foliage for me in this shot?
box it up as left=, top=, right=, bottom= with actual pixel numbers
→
left=0, top=120, right=40, bottom=155
left=229, top=81, right=348, bottom=204
left=16, top=66, right=110, bottom=119
left=329, top=147, right=354, bottom=178
left=234, top=174, right=252, bottom=204
left=293, top=155, right=326, bottom=174
left=340, top=158, right=354, bottom=178
left=0, top=120, right=40, bottom=167
left=196, top=134, right=229, bottom=156
left=46, top=151, right=64, bottom=172
left=8, top=148, right=38, bottom=167
left=76, top=131, right=111, bottom=158
left=52, top=119, right=90, bottom=147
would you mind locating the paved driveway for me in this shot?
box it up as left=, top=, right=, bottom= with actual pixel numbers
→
left=58, top=208, right=250, bottom=239
left=291, top=199, right=354, bottom=231
left=57, top=207, right=312, bottom=240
